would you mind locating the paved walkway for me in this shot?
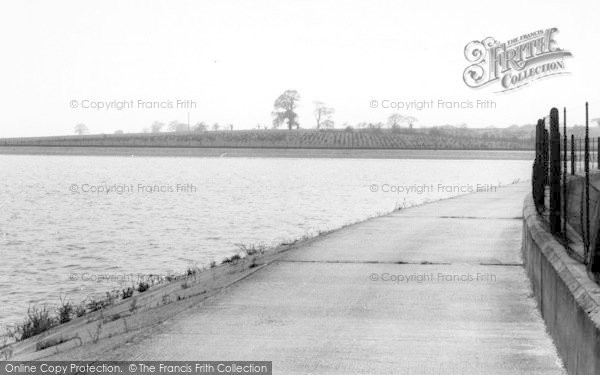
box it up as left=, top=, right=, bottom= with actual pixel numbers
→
left=107, top=183, right=565, bottom=374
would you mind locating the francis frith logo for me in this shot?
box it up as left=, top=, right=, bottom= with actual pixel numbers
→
left=463, top=28, right=572, bottom=92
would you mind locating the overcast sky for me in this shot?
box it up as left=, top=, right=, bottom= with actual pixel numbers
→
left=0, top=0, right=598, bottom=137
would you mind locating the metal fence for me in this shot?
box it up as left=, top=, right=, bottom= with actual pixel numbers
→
left=532, top=104, right=600, bottom=274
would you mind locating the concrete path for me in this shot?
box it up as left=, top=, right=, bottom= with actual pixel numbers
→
left=106, top=183, right=565, bottom=374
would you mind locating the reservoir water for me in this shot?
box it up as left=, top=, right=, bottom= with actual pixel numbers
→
left=0, top=154, right=531, bottom=329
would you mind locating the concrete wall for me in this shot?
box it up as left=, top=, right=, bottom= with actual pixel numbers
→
left=522, top=194, right=600, bottom=375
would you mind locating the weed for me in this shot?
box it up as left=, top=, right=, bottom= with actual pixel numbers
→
left=75, top=303, right=86, bottom=318
left=57, top=295, right=74, bottom=324
left=18, top=305, right=56, bottom=341
left=121, top=287, right=134, bottom=299
left=221, top=253, right=241, bottom=264
left=236, top=243, right=266, bottom=256
left=86, top=299, right=105, bottom=313
left=136, top=282, right=150, bottom=293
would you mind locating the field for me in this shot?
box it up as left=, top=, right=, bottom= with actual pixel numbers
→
left=0, top=129, right=534, bottom=150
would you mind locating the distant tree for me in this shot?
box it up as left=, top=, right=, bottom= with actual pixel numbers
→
left=404, top=116, right=417, bottom=129
left=387, top=114, right=417, bottom=129
left=151, top=121, right=165, bottom=133
left=114, top=130, right=124, bottom=134
left=168, top=121, right=188, bottom=132
left=74, top=123, right=89, bottom=135
left=313, top=101, right=335, bottom=129
left=368, top=122, right=384, bottom=129
left=321, top=119, right=334, bottom=129
left=272, top=90, right=300, bottom=130
left=142, top=127, right=150, bottom=133
left=228, top=124, right=234, bottom=130
left=387, top=114, right=404, bottom=129
left=212, top=123, right=220, bottom=131
left=193, top=122, right=208, bottom=132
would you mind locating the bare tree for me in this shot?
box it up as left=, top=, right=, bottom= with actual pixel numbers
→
left=405, top=116, right=417, bottom=129
left=387, top=114, right=418, bottom=129
left=193, top=122, right=208, bottom=132
left=74, top=123, right=89, bottom=135
left=272, top=90, right=300, bottom=130
left=168, top=121, right=188, bottom=132
left=387, top=114, right=404, bottom=129
left=151, top=121, right=164, bottom=133
left=313, top=101, right=335, bottom=129
left=114, top=130, right=124, bottom=134
left=212, top=123, right=220, bottom=131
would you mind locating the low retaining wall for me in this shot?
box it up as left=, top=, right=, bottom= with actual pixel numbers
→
left=522, top=194, right=600, bottom=374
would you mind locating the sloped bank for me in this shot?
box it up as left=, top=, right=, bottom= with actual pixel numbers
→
left=522, top=194, right=600, bottom=375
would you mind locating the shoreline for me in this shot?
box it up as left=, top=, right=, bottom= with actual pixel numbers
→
left=0, top=146, right=534, bottom=160
left=0, top=194, right=436, bottom=338
left=4, top=180, right=566, bottom=374
left=0, top=183, right=521, bottom=360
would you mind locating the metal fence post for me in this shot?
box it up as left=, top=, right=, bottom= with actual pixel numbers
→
left=585, top=103, right=591, bottom=260
left=543, top=127, right=549, bottom=185
left=533, top=119, right=545, bottom=211
left=549, top=108, right=561, bottom=234
left=571, top=134, right=575, bottom=175
left=597, top=137, right=600, bottom=170
left=563, top=108, right=567, bottom=235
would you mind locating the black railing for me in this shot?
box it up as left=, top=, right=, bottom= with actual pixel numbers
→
left=532, top=104, right=600, bottom=274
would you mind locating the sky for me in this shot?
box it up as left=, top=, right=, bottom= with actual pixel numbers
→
left=0, top=0, right=598, bottom=137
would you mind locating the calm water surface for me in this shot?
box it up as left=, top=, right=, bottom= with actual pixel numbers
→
left=0, top=155, right=531, bottom=328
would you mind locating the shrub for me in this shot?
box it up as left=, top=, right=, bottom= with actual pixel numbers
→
left=18, top=305, right=56, bottom=341
left=75, top=303, right=86, bottom=318
left=136, top=282, right=150, bottom=293
left=121, top=287, right=134, bottom=299
left=57, top=296, right=74, bottom=324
